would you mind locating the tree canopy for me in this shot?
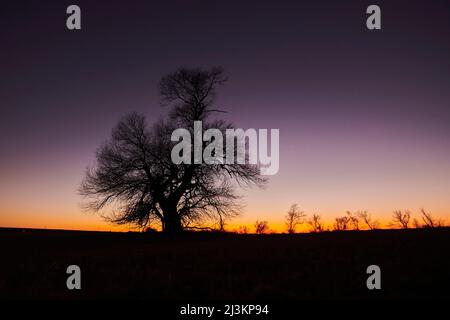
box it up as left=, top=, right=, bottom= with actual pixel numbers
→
left=80, top=67, right=266, bottom=233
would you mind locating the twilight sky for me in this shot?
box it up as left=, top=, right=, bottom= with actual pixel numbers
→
left=1, top=0, right=450, bottom=231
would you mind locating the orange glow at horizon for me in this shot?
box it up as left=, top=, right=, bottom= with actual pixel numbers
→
left=1, top=117, right=450, bottom=233
left=1, top=205, right=448, bottom=233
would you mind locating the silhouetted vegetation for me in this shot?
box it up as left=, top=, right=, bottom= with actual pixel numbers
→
left=285, top=204, right=306, bottom=234
left=357, top=211, right=379, bottom=230
left=254, top=220, right=269, bottom=234
left=238, top=225, right=249, bottom=234
left=334, top=216, right=350, bottom=231
left=392, top=210, right=411, bottom=229
left=308, top=214, right=323, bottom=233
left=80, top=67, right=265, bottom=234
left=420, top=208, right=440, bottom=228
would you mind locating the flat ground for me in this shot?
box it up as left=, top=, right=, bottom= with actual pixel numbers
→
left=0, top=228, right=449, bottom=300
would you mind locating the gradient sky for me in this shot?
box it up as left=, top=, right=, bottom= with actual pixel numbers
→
left=1, top=0, right=450, bottom=231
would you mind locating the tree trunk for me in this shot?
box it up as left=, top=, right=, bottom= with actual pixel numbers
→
left=162, top=206, right=183, bottom=234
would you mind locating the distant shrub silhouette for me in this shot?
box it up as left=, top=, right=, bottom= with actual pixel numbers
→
left=356, top=211, right=379, bottom=230
left=308, top=214, right=323, bottom=233
left=392, top=210, right=411, bottom=229
left=420, top=208, right=440, bottom=228
left=285, top=204, right=306, bottom=234
left=254, top=220, right=269, bottom=234
left=238, top=225, right=249, bottom=234
left=333, top=216, right=350, bottom=231
left=346, top=211, right=360, bottom=230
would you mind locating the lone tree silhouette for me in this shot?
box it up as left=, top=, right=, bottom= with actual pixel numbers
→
left=308, top=214, right=323, bottom=233
left=356, top=211, right=378, bottom=230
left=392, top=210, right=411, bottom=229
left=420, top=208, right=439, bottom=228
left=254, top=220, right=269, bottom=234
left=80, top=67, right=265, bottom=234
left=333, top=216, right=349, bottom=231
left=285, top=204, right=306, bottom=233
left=346, top=211, right=360, bottom=230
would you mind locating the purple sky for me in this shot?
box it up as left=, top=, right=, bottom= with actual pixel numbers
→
left=1, top=0, right=450, bottom=230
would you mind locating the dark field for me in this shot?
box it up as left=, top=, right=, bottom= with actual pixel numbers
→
left=1, top=228, right=449, bottom=300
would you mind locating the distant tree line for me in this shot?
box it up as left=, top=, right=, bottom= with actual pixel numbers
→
left=234, top=205, right=444, bottom=234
